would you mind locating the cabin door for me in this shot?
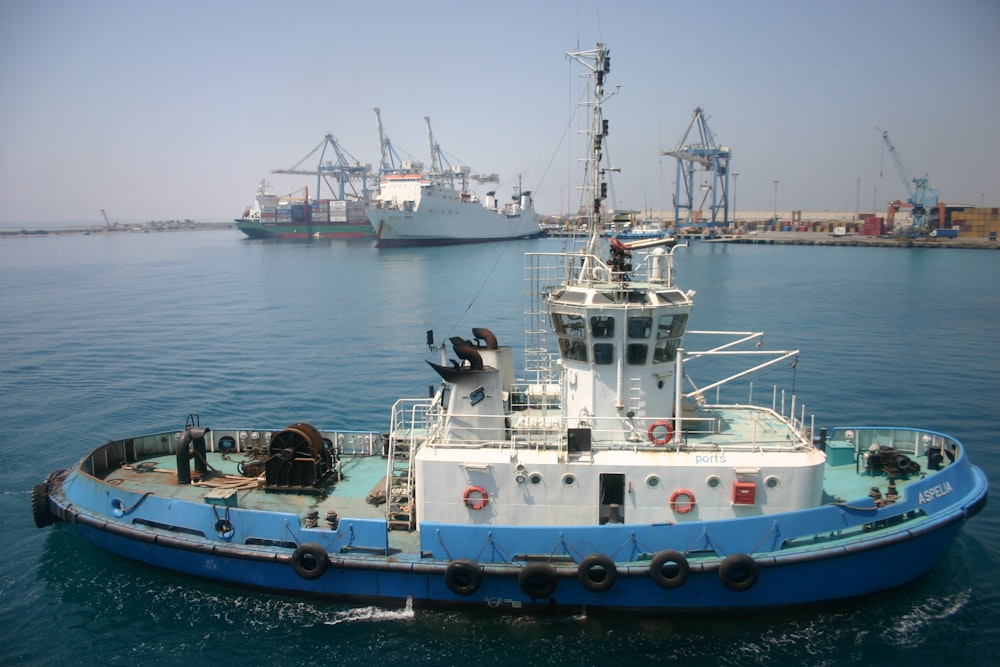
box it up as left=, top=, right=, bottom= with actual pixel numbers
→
left=600, top=473, right=625, bottom=524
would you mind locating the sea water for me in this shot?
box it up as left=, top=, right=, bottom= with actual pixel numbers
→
left=1, top=230, right=997, bottom=666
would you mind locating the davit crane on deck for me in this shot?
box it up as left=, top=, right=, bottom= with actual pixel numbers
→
left=878, top=128, right=942, bottom=234
left=663, top=107, right=732, bottom=227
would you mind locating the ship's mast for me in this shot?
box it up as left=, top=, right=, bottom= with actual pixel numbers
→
left=567, top=43, right=613, bottom=268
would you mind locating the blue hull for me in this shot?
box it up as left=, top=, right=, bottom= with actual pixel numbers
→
left=41, top=444, right=987, bottom=613
left=64, top=509, right=970, bottom=613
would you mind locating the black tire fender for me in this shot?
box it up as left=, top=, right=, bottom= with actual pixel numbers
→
left=444, top=558, right=483, bottom=595
left=719, top=553, right=759, bottom=592
left=649, top=549, right=690, bottom=589
left=577, top=553, right=617, bottom=593
left=291, top=542, right=329, bottom=580
left=518, top=562, right=558, bottom=599
left=32, top=483, right=54, bottom=528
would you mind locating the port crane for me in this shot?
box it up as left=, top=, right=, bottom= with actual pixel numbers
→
left=272, top=134, right=372, bottom=201
left=424, top=116, right=470, bottom=188
left=878, top=128, right=941, bottom=234
left=423, top=116, right=500, bottom=189
left=374, top=107, right=423, bottom=177
left=100, top=209, right=118, bottom=229
left=663, top=107, right=731, bottom=227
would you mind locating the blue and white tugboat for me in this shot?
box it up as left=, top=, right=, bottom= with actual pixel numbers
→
left=33, top=44, right=987, bottom=614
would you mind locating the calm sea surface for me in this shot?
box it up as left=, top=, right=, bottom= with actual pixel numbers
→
left=1, top=230, right=997, bottom=666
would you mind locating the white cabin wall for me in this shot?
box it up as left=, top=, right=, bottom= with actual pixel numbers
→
left=416, top=448, right=827, bottom=526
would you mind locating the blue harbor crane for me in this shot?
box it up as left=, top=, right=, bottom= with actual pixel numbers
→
left=663, top=107, right=731, bottom=228
left=878, top=128, right=940, bottom=234
left=271, top=134, right=372, bottom=201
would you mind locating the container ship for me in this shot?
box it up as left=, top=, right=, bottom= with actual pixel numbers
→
left=236, top=180, right=373, bottom=240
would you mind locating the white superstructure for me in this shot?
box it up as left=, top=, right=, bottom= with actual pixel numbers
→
left=367, top=172, right=540, bottom=247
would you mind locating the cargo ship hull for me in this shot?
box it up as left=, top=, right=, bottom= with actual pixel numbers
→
left=368, top=174, right=540, bottom=248
left=237, top=180, right=374, bottom=240
left=236, top=219, right=373, bottom=239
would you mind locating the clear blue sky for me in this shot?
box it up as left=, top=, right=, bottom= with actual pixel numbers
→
left=1, top=0, right=997, bottom=226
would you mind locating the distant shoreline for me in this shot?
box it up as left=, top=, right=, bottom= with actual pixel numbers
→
left=689, top=230, right=999, bottom=249
left=0, top=222, right=237, bottom=238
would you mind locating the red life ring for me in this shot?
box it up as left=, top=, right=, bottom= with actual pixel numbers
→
left=463, top=485, right=489, bottom=510
left=647, top=420, right=674, bottom=445
left=670, top=488, right=696, bottom=514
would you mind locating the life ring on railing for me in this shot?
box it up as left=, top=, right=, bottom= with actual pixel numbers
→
left=669, top=488, right=696, bottom=514
left=719, top=552, right=759, bottom=592
left=577, top=553, right=617, bottom=593
left=649, top=549, right=690, bottom=589
left=463, top=486, right=489, bottom=511
left=647, top=420, right=674, bottom=446
left=444, top=558, right=483, bottom=595
left=291, top=542, right=329, bottom=580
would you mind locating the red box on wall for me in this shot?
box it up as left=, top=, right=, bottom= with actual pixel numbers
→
left=733, top=481, right=756, bottom=505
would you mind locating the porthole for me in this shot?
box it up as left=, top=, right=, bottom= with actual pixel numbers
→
left=646, top=474, right=661, bottom=488
left=706, top=475, right=721, bottom=488
left=529, top=473, right=543, bottom=485
left=765, top=475, right=779, bottom=488
left=562, top=474, right=576, bottom=486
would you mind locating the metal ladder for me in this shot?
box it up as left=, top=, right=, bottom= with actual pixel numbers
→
left=385, top=433, right=416, bottom=531
left=628, top=374, right=645, bottom=416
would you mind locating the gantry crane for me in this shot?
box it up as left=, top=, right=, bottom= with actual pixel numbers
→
left=374, top=107, right=423, bottom=176
left=663, top=107, right=731, bottom=227
left=424, top=116, right=469, bottom=188
left=271, top=134, right=372, bottom=201
left=878, top=128, right=941, bottom=234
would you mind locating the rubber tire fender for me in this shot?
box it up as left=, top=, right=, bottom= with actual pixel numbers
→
left=577, top=553, right=617, bottom=593
left=291, top=542, right=329, bottom=580
left=649, top=549, right=690, bottom=589
left=32, top=483, right=54, bottom=528
left=719, top=553, right=759, bottom=592
left=518, top=562, right=558, bottom=599
left=444, top=558, right=483, bottom=596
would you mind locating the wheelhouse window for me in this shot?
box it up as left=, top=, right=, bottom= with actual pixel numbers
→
left=657, top=313, right=688, bottom=338
left=552, top=313, right=586, bottom=338
left=653, top=339, right=677, bottom=363
left=593, top=343, right=614, bottom=365
left=559, top=338, right=588, bottom=362
left=653, top=313, right=688, bottom=364
left=628, top=316, right=652, bottom=338
left=553, top=312, right=588, bottom=362
left=590, top=315, right=614, bottom=338
left=626, top=343, right=648, bottom=365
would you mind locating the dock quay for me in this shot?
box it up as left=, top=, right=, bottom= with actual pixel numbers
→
left=696, top=230, right=998, bottom=249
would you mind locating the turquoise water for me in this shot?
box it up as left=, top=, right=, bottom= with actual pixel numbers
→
left=1, top=230, right=997, bottom=666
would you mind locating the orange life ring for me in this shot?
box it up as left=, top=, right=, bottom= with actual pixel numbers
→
left=463, top=485, right=489, bottom=510
left=647, top=420, right=674, bottom=445
left=670, top=488, right=696, bottom=514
